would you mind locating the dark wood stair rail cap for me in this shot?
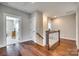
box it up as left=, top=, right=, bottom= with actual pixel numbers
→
left=36, top=32, right=44, bottom=39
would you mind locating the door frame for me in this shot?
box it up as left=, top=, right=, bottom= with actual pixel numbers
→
left=3, top=13, right=22, bottom=45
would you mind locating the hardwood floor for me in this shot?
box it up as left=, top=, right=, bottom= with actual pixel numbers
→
left=0, top=39, right=78, bottom=56
left=49, top=39, right=78, bottom=56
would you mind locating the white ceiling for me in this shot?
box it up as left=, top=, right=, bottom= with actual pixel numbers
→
left=1, top=2, right=79, bottom=18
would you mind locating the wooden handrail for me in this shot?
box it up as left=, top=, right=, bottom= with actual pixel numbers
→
left=36, top=32, right=44, bottom=39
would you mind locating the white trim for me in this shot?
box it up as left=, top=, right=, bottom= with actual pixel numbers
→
left=19, top=39, right=32, bottom=43
left=76, top=7, right=79, bottom=49
left=0, top=39, right=32, bottom=48
left=36, top=42, right=44, bottom=46
left=61, top=37, right=76, bottom=41
left=3, top=13, right=22, bottom=46
left=0, top=44, right=7, bottom=48
left=43, top=38, right=46, bottom=46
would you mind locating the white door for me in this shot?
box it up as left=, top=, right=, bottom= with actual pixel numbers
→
left=5, top=14, right=21, bottom=45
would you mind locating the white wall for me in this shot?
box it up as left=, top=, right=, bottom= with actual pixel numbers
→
left=36, top=11, right=43, bottom=46
left=43, top=14, right=48, bottom=46
left=76, top=6, right=79, bottom=49
left=30, top=12, right=49, bottom=46
left=30, top=12, right=37, bottom=43
left=0, top=4, right=33, bottom=47
left=30, top=11, right=43, bottom=46
left=52, top=14, right=76, bottom=40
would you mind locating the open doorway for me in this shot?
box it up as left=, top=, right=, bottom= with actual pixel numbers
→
left=5, top=14, right=21, bottom=45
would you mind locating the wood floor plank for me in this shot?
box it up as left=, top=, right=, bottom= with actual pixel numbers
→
left=0, top=39, right=78, bottom=56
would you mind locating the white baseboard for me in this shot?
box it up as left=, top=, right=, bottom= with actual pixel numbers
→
left=0, top=39, right=32, bottom=48
left=61, top=37, right=76, bottom=41
left=19, top=39, right=32, bottom=43
left=36, top=42, right=43, bottom=46
left=0, top=44, right=7, bottom=48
